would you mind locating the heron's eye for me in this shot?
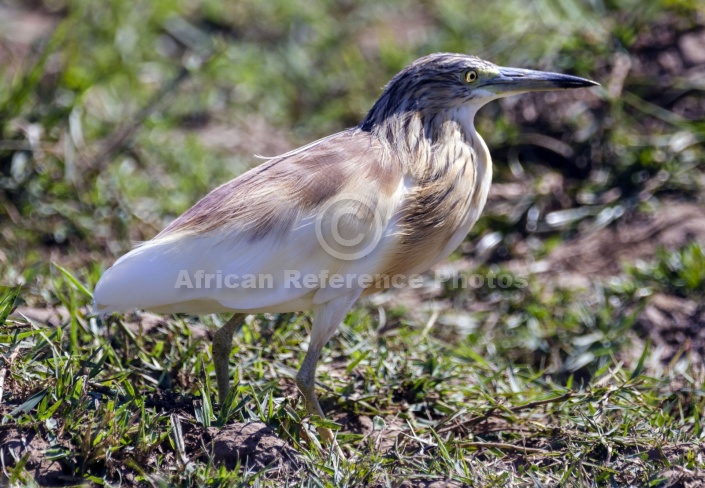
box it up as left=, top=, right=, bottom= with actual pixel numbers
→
left=464, top=70, right=478, bottom=83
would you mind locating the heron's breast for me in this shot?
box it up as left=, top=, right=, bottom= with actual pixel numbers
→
left=375, top=131, right=492, bottom=282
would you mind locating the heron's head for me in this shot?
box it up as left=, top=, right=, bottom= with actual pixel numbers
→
left=360, top=53, right=597, bottom=131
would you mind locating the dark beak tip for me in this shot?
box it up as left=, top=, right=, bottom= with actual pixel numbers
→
left=564, top=74, right=600, bottom=88
left=560, top=77, right=599, bottom=90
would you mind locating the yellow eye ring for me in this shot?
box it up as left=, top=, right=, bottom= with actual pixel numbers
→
left=464, top=70, right=478, bottom=83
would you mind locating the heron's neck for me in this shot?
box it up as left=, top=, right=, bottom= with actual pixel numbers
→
left=364, top=104, right=494, bottom=278
left=368, top=105, right=484, bottom=178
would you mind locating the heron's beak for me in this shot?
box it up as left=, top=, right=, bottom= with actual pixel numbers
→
left=485, top=67, right=599, bottom=96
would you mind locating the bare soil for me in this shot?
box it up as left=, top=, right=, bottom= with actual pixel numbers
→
left=545, top=203, right=705, bottom=277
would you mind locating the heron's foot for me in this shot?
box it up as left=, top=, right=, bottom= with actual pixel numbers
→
left=316, top=425, right=344, bottom=457
left=308, top=419, right=343, bottom=457
left=296, top=368, right=343, bottom=456
left=299, top=390, right=340, bottom=450
left=316, top=424, right=335, bottom=445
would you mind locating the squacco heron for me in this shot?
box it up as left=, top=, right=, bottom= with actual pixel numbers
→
left=93, top=53, right=596, bottom=445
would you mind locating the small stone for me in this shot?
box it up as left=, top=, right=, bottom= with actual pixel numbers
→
left=679, top=30, right=705, bottom=65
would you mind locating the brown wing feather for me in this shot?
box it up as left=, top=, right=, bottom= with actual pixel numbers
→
left=157, top=129, right=401, bottom=242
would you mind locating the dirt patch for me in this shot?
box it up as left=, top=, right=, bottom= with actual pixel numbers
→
left=207, top=422, right=301, bottom=472
left=631, top=14, right=705, bottom=83
left=276, top=377, right=300, bottom=399
left=163, top=417, right=303, bottom=474
left=653, top=467, right=705, bottom=488
left=0, top=428, right=71, bottom=486
left=334, top=412, right=374, bottom=435
left=544, top=203, right=705, bottom=277
left=635, top=293, right=705, bottom=363
left=332, top=412, right=406, bottom=453
left=13, top=306, right=72, bottom=328
left=145, top=417, right=305, bottom=482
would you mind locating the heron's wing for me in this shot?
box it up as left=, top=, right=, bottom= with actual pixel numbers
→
left=93, top=129, right=406, bottom=315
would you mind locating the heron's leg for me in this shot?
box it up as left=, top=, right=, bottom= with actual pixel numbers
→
left=213, top=313, right=247, bottom=405
left=296, top=344, right=329, bottom=437
left=296, top=292, right=361, bottom=446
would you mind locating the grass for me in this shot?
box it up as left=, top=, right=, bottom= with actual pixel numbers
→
left=1, top=0, right=705, bottom=486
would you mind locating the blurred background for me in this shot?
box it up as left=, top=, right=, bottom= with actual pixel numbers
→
left=1, top=0, right=704, bottom=485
